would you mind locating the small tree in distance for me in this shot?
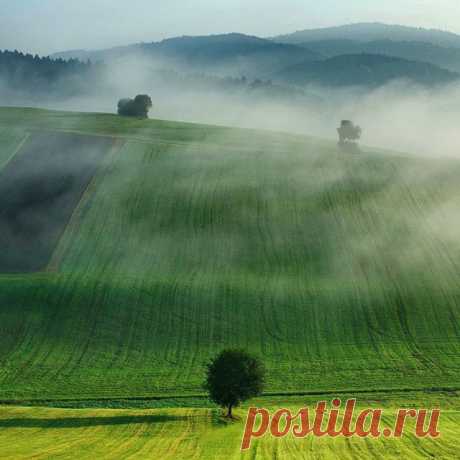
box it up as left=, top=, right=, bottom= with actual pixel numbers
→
left=337, top=120, right=362, bottom=144
left=117, top=94, right=152, bottom=118
left=204, top=349, right=265, bottom=419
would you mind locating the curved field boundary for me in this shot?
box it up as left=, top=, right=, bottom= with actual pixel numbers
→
left=0, top=130, right=29, bottom=172
left=47, top=137, right=126, bottom=272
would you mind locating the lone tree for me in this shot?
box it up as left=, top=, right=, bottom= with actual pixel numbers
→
left=204, top=349, right=265, bottom=418
left=117, top=94, right=153, bottom=118
left=337, top=120, right=362, bottom=144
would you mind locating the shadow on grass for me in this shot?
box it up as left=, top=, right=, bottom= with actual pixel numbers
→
left=211, top=409, right=242, bottom=428
left=0, top=414, right=190, bottom=428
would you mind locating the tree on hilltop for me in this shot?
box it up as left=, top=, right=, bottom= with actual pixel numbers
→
left=117, top=94, right=153, bottom=118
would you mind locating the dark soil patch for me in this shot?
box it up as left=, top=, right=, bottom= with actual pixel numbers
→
left=0, top=132, right=113, bottom=272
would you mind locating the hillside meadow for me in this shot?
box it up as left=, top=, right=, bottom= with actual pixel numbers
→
left=0, top=107, right=459, bottom=457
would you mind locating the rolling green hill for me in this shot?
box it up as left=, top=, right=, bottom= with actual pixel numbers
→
left=0, top=107, right=459, bottom=457
left=0, top=107, right=460, bottom=400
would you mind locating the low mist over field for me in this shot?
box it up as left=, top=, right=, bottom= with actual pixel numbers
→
left=1, top=43, right=460, bottom=157
left=3, top=77, right=460, bottom=158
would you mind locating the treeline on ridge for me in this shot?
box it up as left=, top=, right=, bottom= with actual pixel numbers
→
left=0, top=50, right=103, bottom=96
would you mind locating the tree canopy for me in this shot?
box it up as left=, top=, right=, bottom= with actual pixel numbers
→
left=117, top=95, right=153, bottom=118
left=204, top=349, right=265, bottom=418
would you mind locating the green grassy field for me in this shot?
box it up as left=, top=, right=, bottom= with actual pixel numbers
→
left=0, top=126, right=28, bottom=171
left=0, top=107, right=459, bottom=458
left=1, top=393, right=459, bottom=459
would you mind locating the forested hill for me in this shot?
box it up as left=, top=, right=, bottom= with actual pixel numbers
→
left=275, top=53, right=459, bottom=87
left=293, top=39, right=460, bottom=73
left=0, top=50, right=102, bottom=96
left=274, top=22, right=460, bottom=48
left=0, top=49, right=317, bottom=107
left=51, top=33, right=323, bottom=79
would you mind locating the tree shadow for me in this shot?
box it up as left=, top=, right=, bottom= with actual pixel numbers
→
left=0, top=414, right=190, bottom=429
left=211, top=410, right=242, bottom=427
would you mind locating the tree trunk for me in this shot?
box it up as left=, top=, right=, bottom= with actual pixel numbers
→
left=227, top=404, right=233, bottom=418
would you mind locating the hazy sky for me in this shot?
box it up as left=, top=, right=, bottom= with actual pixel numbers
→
left=1, top=0, right=460, bottom=55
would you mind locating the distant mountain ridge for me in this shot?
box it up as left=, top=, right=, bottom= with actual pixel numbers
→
left=44, top=25, right=460, bottom=88
left=273, top=22, right=460, bottom=48
left=52, top=33, right=323, bottom=78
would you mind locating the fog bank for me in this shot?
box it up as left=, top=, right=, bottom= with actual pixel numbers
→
left=2, top=55, right=460, bottom=157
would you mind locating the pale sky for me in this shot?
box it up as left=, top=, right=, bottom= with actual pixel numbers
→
left=1, top=0, right=460, bottom=55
